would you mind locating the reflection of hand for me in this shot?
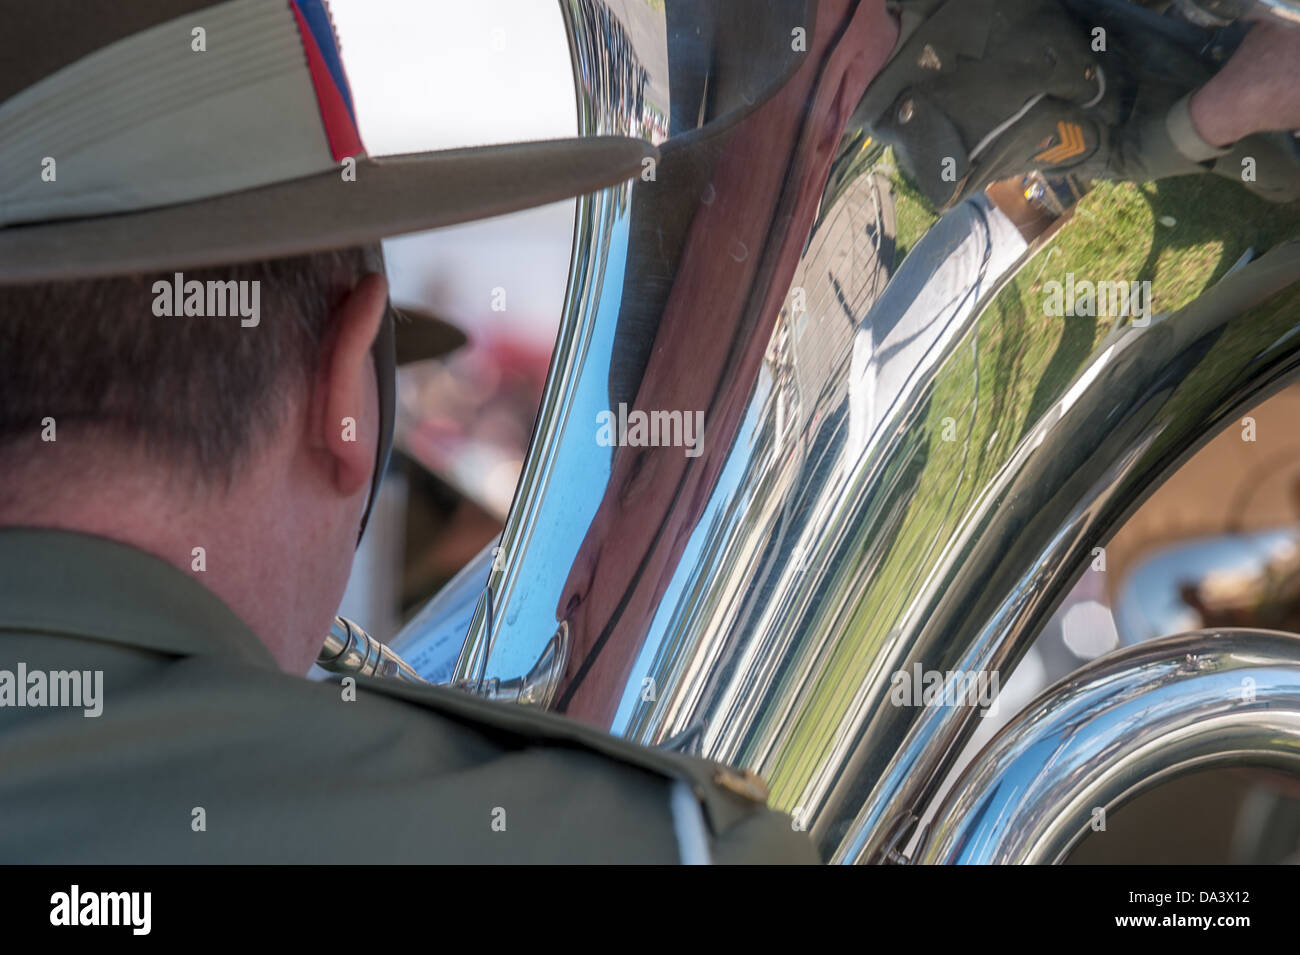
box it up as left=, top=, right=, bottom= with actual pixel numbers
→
left=1189, top=22, right=1300, bottom=147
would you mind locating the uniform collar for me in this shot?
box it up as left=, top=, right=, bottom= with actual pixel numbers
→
left=0, top=527, right=278, bottom=669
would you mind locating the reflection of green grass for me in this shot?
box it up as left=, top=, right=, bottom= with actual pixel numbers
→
left=765, top=174, right=1300, bottom=811
left=1146, top=282, right=1300, bottom=470
left=1009, top=176, right=1300, bottom=324
left=881, top=149, right=939, bottom=260
left=993, top=176, right=1300, bottom=436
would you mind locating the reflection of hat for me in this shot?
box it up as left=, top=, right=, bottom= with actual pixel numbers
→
left=0, top=0, right=652, bottom=284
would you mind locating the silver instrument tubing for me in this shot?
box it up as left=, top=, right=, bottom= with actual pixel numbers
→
left=389, top=0, right=1300, bottom=863
left=916, top=629, right=1300, bottom=864
left=318, top=616, right=429, bottom=684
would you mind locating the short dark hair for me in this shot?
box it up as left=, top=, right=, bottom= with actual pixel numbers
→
left=0, top=246, right=379, bottom=479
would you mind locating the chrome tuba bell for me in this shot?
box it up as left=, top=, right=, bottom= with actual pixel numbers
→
left=326, top=0, right=1300, bottom=863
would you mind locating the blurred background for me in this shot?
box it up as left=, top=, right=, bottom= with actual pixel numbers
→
left=328, top=0, right=578, bottom=640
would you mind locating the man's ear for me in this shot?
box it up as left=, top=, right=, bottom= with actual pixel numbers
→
left=317, top=272, right=389, bottom=496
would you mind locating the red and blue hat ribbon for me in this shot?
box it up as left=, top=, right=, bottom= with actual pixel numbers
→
left=288, top=0, right=365, bottom=161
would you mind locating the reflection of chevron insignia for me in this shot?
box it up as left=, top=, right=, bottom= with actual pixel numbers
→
left=1034, top=121, right=1087, bottom=164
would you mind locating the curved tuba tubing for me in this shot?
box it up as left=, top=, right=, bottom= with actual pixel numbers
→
left=915, top=629, right=1300, bottom=864
left=381, top=0, right=1300, bottom=862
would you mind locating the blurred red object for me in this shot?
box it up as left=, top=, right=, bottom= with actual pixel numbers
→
left=397, top=327, right=553, bottom=517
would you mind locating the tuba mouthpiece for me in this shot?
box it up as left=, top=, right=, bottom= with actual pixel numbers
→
left=317, top=616, right=428, bottom=684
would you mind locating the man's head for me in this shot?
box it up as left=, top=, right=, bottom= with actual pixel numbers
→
left=0, top=0, right=653, bottom=679
left=0, top=249, right=390, bottom=673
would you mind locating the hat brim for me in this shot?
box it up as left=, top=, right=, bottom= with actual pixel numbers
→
left=392, top=303, right=466, bottom=365
left=0, top=136, right=653, bottom=284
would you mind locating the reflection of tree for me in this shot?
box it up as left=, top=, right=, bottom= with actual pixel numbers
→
left=571, top=0, right=670, bottom=168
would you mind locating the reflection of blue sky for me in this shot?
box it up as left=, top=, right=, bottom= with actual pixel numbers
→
left=612, top=365, right=776, bottom=733
left=485, top=221, right=631, bottom=679
left=1116, top=528, right=1299, bottom=644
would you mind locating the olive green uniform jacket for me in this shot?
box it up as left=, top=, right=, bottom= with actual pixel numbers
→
left=0, top=529, right=818, bottom=864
